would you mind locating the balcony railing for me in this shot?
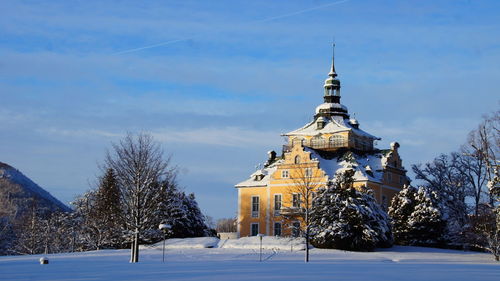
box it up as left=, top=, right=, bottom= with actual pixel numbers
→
left=283, top=140, right=348, bottom=153
left=279, top=207, right=304, bottom=216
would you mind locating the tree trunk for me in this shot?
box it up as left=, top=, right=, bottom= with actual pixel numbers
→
left=129, top=238, right=135, bottom=263
left=133, top=230, right=139, bottom=262
left=305, top=191, right=310, bottom=263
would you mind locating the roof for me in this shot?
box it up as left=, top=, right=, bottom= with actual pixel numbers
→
left=235, top=160, right=283, bottom=188
left=283, top=115, right=380, bottom=140
left=306, top=148, right=389, bottom=183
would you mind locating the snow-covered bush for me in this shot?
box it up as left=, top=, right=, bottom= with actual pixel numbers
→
left=310, top=170, right=393, bottom=251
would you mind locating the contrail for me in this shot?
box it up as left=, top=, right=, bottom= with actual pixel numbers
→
left=253, top=0, right=351, bottom=24
left=113, top=37, right=192, bottom=55
left=113, top=0, right=351, bottom=55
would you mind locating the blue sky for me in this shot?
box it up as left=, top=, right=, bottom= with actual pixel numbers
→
left=1, top=0, right=499, bottom=219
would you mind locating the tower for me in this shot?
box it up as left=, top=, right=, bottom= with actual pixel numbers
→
left=234, top=48, right=409, bottom=237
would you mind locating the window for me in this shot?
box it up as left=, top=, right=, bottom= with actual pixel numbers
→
left=311, top=192, right=317, bottom=206
left=399, top=175, right=404, bottom=184
left=381, top=195, right=388, bottom=211
left=292, top=193, right=301, bottom=208
left=281, top=170, right=289, bottom=178
left=251, top=223, right=259, bottom=236
left=274, top=194, right=282, bottom=216
left=311, top=136, right=325, bottom=148
left=305, top=168, right=313, bottom=178
left=274, top=222, right=282, bottom=236
left=251, top=196, right=259, bottom=218
left=294, top=155, right=301, bottom=164
left=329, top=135, right=344, bottom=147
left=292, top=222, right=301, bottom=237
left=387, top=173, right=392, bottom=182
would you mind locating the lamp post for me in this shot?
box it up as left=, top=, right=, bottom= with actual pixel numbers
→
left=158, top=223, right=171, bottom=263
left=257, top=234, right=264, bottom=262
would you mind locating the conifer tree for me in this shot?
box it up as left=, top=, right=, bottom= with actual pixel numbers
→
left=407, top=187, right=446, bottom=247
left=388, top=185, right=418, bottom=245
left=93, top=168, right=123, bottom=248
left=310, top=170, right=392, bottom=251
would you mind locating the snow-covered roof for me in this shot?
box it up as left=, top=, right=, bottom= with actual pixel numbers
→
left=305, top=148, right=388, bottom=183
left=283, top=115, right=380, bottom=140
left=235, top=160, right=283, bottom=188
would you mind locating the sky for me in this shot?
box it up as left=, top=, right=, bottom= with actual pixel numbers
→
left=1, top=0, right=499, bottom=219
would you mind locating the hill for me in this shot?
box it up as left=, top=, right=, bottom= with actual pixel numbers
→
left=0, top=161, right=70, bottom=214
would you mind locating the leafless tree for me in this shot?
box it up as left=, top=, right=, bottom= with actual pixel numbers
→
left=0, top=179, right=20, bottom=247
left=468, top=110, right=500, bottom=260
left=105, top=132, right=174, bottom=263
left=470, top=110, right=500, bottom=203
left=216, top=218, right=237, bottom=233
left=283, top=160, right=324, bottom=263
left=412, top=153, right=469, bottom=243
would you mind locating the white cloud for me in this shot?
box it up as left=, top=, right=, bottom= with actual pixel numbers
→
left=152, top=127, right=282, bottom=148
left=36, top=126, right=283, bottom=148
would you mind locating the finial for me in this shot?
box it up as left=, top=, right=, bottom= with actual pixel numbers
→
left=328, top=41, right=337, bottom=78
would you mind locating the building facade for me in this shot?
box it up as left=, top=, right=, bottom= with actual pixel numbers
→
left=235, top=53, right=409, bottom=237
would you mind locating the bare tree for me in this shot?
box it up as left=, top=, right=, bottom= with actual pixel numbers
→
left=0, top=179, right=20, bottom=253
left=469, top=110, right=500, bottom=260
left=412, top=153, right=469, bottom=244
left=216, top=218, right=237, bottom=233
left=460, top=136, right=489, bottom=216
left=470, top=110, right=500, bottom=203
left=105, top=133, right=174, bottom=263
left=283, top=160, right=324, bottom=263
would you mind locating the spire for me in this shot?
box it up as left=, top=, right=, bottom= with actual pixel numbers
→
left=318, top=43, right=348, bottom=119
left=328, top=43, right=337, bottom=78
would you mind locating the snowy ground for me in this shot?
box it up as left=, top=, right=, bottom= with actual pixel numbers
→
left=1, top=237, right=499, bottom=281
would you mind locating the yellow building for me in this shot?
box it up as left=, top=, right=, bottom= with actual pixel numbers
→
left=235, top=52, right=409, bottom=237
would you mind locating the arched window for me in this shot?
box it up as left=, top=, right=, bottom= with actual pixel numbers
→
left=329, top=135, right=344, bottom=147
left=294, top=155, right=301, bottom=164
left=311, top=136, right=324, bottom=148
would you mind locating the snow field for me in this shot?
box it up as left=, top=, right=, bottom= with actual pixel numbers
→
left=0, top=237, right=498, bottom=281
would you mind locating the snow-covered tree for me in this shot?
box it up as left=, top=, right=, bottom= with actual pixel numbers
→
left=407, top=187, right=447, bottom=247
left=13, top=200, right=46, bottom=255
left=183, top=193, right=210, bottom=237
left=0, top=179, right=20, bottom=255
left=92, top=168, right=123, bottom=248
left=388, top=185, right=417, bottom=245
left=389, top=185, right=447, bottom=247
left=310, top=170, right=393, bottom=251
left=412, top=153, right=468, bottom=245
left=155, top=181, right=209, bottom=238
left=105, top=133, right=174, bottom=263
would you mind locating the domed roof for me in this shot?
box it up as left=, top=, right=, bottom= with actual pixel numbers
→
left=315, top=102, right=348, bottom=115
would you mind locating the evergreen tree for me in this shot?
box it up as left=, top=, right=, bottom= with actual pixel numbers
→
left=155, top=180, right=209, bottom=238
left=407, top=187, right=446, bottom=247
left=93, top=168, right=123, bottom=248
left=388, top=185, right=418, bottom=245
left=310, top=170, right=392, bottom=251
left=183, top=193, right=210, bottom=237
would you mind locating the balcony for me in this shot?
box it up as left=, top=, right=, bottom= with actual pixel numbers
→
left=283, top=140, right=348, bottom=153
left=279, top=207, right=304, bottom=216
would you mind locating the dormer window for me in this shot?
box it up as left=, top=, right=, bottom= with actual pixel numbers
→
left=316, top=117, right=326, bottom=129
